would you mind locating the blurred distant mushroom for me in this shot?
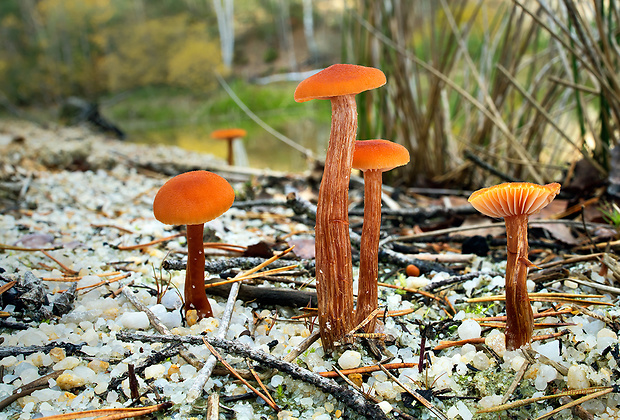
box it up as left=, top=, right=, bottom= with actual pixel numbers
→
left=295, top=64, right=386, bottom=350
left=468, top=182, right=561, bottom=350
left=153, top=170, right=235, bottom=320
left=352, top=140, right=409, bottom=331
left=211, top=128, right=247, bottom=166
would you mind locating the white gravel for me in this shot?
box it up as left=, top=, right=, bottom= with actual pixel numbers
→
left=0, top=120, right=619, bottom=419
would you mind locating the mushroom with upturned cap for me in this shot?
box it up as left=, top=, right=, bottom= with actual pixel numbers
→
left=211, top=128, right=247, bottom=166
left=295, top=64, right=386, bottom=350
left=468, top=182, right=560, bottom=350
left=352, top=140, right=409, bottom=331
left=153, top=170, right=235, bottom=321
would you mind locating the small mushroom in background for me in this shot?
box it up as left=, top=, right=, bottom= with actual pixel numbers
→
left=153, top=170, right=235, bottom=321
left=352, top=139, right=410, bottom=331
left=210, top=128, right=247, bottom=166
left=295, top=64, right=386, bottom=350
left=468, top=182, right=561, bottom=350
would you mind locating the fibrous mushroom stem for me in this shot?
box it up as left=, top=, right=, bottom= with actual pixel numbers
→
left=356, top=169, right=382, bottom=332
left=185, top=223, right=213, bottom=319
left=504, top=214, right=533, bottom=350
left=227, top=138, right=234, bottom=166
left=315, top=94, right=357, bottom=350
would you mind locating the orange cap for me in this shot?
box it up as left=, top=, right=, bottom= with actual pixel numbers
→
left=154, top=171, right=235, bottom=225
left=211, top=128, right=247, bottom=139
left=468, top=182, right=561, bottom=219
left=294, top=64, right=386, bottom=103
left=352, top=140, right=410, bottom=172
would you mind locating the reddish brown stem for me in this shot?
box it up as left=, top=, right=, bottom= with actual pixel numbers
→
left=226, top=138, right=234, bottom=166
left=356, top=169, right=382, bottom=331
left=504, top=214, right=533, bottom=350
left=185, top=223, right=213, bottom=319
left=315, top=94, right=357, bottom=350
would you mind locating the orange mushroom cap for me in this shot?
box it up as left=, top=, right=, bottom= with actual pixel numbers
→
left=211, top=128, right=247, bottom=139
left=468, top=182, right=561, bottom=219
left=352, top=140, right=410, bottom=172
left=153, top=170, right=235, bottom=226
left=294, top=64, right=386, bottom=103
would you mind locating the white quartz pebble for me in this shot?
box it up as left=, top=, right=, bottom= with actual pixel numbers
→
left=458, top=319, right=481, bottom=340
left=338, top=350, right=362, bottom=370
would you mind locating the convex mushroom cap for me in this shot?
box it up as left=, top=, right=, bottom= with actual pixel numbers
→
left=294, top=64, right=386, bottom=102
left=468, top=182, right=561, bottom=219
left=153, top=170, right=235, bottom=225
left=211, top=128, right=247, bottom=139
left=352, top=140, right=410, bottom=172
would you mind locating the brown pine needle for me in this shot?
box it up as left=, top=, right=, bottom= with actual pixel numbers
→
left=116, top=233, right=183, bottom=250
left=204, top=264, right=299, bottom=289
left=55, top=273, right=131, bottom=294
left=0, top=280, right=17, bottom=296
left=319, top=362, right=418, bottom=378
left=0, top=243, right=60, bottom=251
left=202, top=337, right=280, bottom=412
left=90, top=223, right=134, bottom=234
left=534, top=388, right=614, bottom=420
left=476, top=386, right=612, bottom=415
left=472, top=309, right=573, bottom=322
left=41, top=271, right=123, bottom=282
left=434, top=330, right=569, bottom=351
left=477, top=322, right=576, bottom=329
left=41, top=250, right=79, bottom=275
left=204, top=242, right=247, bottom=252
left=468, top=293, right=612, bottom=307
left=35, top=402, right=173, bottom=420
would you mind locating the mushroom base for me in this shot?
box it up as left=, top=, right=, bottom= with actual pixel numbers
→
left=504, top=215, right=534, bottom=350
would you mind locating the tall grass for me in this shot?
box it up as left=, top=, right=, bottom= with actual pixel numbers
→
left=345, top=0, right=618, bottom=188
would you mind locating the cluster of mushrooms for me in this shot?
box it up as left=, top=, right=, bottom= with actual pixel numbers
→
left=151, top=63, right=561, bottom=354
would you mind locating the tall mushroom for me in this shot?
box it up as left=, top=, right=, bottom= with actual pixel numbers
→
left=468, top=182, right=560, bottom=350
left=295, top=64, right=386, bottom=350
left=211, top=128, right=247, bottom=166
left=153, top=170, right=235, bottom=320
left=352, top=140, right=409, bottom=331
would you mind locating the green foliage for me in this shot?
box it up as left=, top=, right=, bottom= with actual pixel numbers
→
left=600, top=202, right=620, bottom=229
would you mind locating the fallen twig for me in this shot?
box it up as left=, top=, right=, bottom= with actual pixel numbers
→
left=116, top=331, right=389, bottom=419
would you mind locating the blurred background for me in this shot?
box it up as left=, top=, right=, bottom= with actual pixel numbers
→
left=0, top=0, right=618, bottom=190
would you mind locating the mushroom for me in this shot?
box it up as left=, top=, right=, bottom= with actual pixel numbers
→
left=468, top=182, right=561, bottom=350
left=352, top=140, right=410, bottom=331
left=295, top=64, right=386, bottom=349
left=211, top=128, right=247, bottom=166
left=153, top=170, right=235, bottom=320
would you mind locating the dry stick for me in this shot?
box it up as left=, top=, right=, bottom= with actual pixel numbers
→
left=502, top=359, right=531, bottom=404
left=378, top=363, right=449, bottom=420
left=203, top=265, right=299, bottom=289
left=34, top=402, right=173, bottom=420
left=116, top=233, right=183, bottom=250
left=117, top=331, right=388, bottom=419
left=121, top=286, right=202, bottom=369
left=282, top=330, right=320, bottom=363
left=0, top=370, right=64, bottom=410
left=206, top=394, right=219, bottom=420
left=202, top=338, right=280, bottom=412
left=187, top=247, right=295, bottom=402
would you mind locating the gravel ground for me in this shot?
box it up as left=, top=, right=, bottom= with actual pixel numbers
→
left=0, top=119, right=619, bottom=420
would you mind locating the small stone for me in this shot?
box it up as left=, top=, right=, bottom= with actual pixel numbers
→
left=53, top=356, right=80, bottom=371
left=485, top=332, right=506, bottom=357
left=49, top=347, right=66, bottom=362
left=270, top=375, right=284, bottom=388
left=118, top=311, right=150, bottom=330
left=458, top=319, right=481, bottom=340
left=56, top=372, right=85, bottom=390
left=348, top=373, right=363, bottom=387
left=87, top=360, right=109, bottom=374
left=338, top=350, right=362, bottom=370
left=377, top=400, right=393, bottom=414
left=161, top=290, right=182, bottom=310
left=596, top=328, right=617, bottom=351
left=166, top=364, right=180, bottom=379
left=567, top=365, right=590, bottom=389
left=144, top=364, right=166, bottom=379
left=564, top=280, right=578, bottom=289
